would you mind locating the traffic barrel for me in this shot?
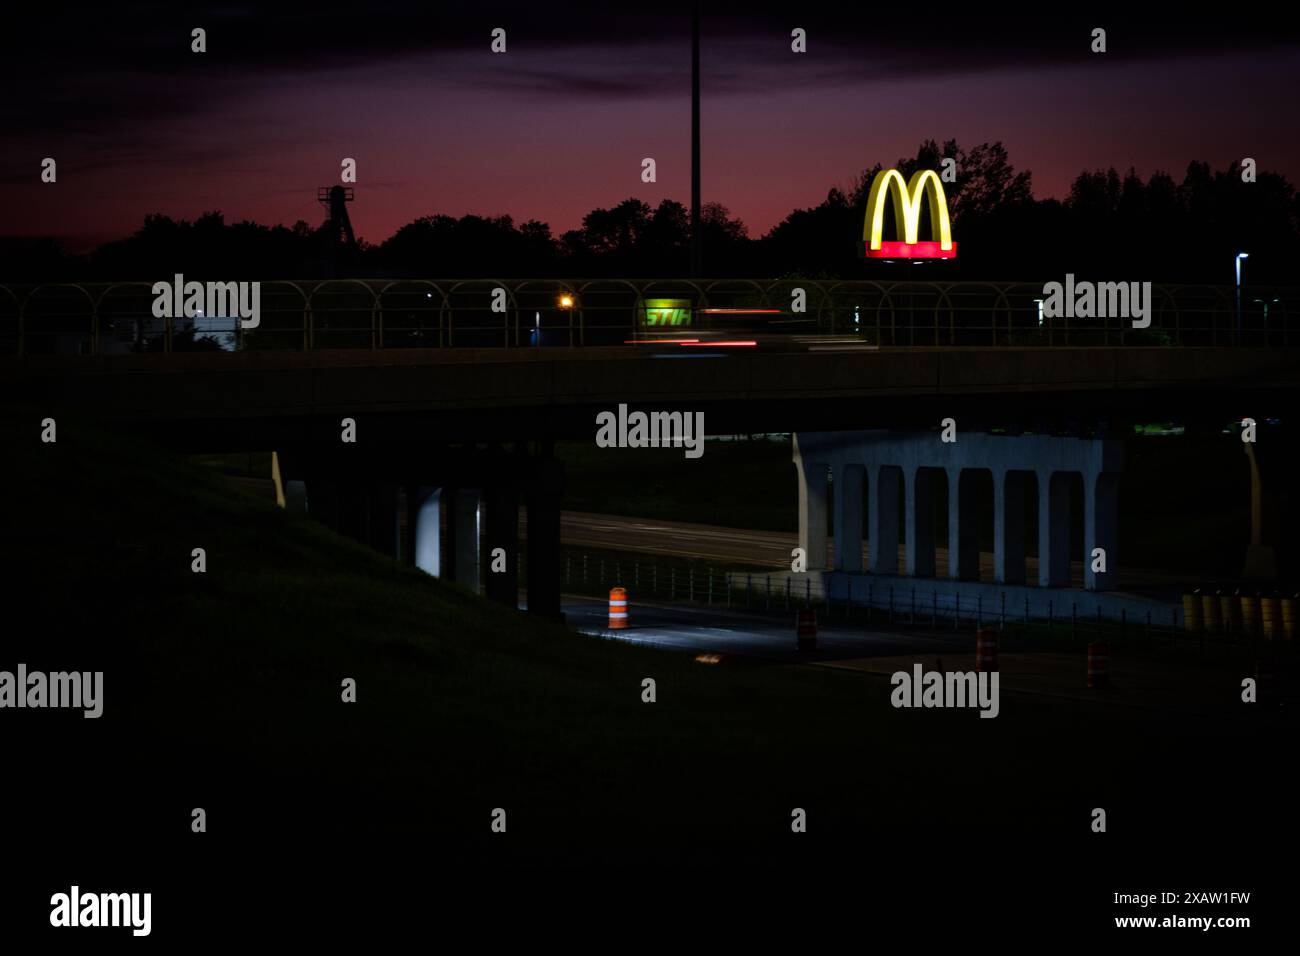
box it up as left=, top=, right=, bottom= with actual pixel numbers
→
left=975, top=627, right=998, bottom=672
left=796, top=609, right=818, bottom=650
left=1261, top=592, right=1280, bottom=640
left=1283, top=593, right=1297, bottom=640
left=1201, top=589, right=1221, bottom=634
left=1087, top=641, right=1110, bottom=688
left=1182, top=590, right=1202, bottom=632
left=608, top=587, right=628, bottom=629
left=1240, top=591, right=1260, bottom=637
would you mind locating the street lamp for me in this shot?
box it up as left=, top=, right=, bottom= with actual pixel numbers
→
left=1235, top=252, right=1249, bottom=341
left=558, top=293, right=577, bottom=346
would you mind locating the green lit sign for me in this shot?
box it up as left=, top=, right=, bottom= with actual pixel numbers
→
left=644, top=298, right=692, bottom=326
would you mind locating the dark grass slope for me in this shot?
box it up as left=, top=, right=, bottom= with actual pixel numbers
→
left=1, top=413, right=1291, bottom=933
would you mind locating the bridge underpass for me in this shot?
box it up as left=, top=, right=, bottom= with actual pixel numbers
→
left=273, top=444, right=564, bottom=618
left=7, top=317, right=1297, bottom=620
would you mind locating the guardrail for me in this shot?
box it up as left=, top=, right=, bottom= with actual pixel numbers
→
left=556, top=549, right=1294, bottom=661
left=557, top=549, right=1187, bottom=653
left=1, top=278, right=1295, bottom=355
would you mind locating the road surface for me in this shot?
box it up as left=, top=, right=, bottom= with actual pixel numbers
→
left=560, top=597, right=1265, bottom=716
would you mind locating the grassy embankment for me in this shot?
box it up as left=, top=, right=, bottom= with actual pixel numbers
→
left=9, top=416, right=1286, bottom=868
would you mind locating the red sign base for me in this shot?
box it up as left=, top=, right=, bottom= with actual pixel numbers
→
left=863, top=241, right=957, bottom=259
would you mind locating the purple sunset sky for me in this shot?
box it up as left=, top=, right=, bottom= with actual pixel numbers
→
left=5, top=5, right=1299, bottom=251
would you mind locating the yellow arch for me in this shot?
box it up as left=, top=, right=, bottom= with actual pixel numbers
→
left=863, top=169, right=953, bottom=251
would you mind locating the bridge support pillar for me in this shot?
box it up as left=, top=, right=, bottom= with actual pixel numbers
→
left=449, top=489, right=481, bottom=593
left=872, top=465, right=901, bottom=573
left=1084, top=472, right=1119, bottom=591
left=794, top=438, right=828, bottom=570
left=906, top=468, right=936, bottom=577
left=337, top=482, right=369, bottom=543
left=948, top=468, right=980, bottom=581
left=995, top=470, right=1028, bottom=585
left=284, top=480, right=308, bottom=514
left=1039, top=470, right=1072, bottom=587
left=407, top=486, right=442, bottom=577
left=525, top=460, right=564, bottom=619
left=833, top=464, right=863, bottom=571
left=484, top=484, right=520, bottom=607
left=305, top=479, right=342, bottom=532
left=367, top=483, right=399, bottom=559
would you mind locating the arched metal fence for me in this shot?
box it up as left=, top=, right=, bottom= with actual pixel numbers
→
left=0, top=278, right=1293, bottom=355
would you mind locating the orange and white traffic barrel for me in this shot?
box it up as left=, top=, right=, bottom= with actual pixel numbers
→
left=796, top=609, right=818, bottom=650
left=608, top=587, right=628, bottom=629
left=975, top=627, right=998, bottom=672
left=1087, top=641, right=1110, bottom=688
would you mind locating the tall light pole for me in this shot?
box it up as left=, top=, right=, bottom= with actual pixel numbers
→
left=1235, top=251, right=1249, bottom=341
left=689, top=3, right=702, bottom=277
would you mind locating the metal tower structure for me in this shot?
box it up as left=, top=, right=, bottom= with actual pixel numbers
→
left=317, top=185, right=357, bottom=248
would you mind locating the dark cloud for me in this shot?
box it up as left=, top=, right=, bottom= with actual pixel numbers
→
left=8, top=3, right=1298, bottom=111
left=7, top=4, right=1297, bottom=150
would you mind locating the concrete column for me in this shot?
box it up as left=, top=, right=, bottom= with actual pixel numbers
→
left=1038, top=470, right=1071, bottom=587
left=794, top=452, right=828, bottom=570
left=408, top=486, right=442, bottom=576
left=995, top=470, right=1028, bottom=585
left=284, top=480, right=308, bottom=514
left=948, top=468, right=980, bottom=581
left=337, top=482, right=369, bottom=543
left=484, top=484, right=520, bottom=607
left=526, top=483, right=563, bottom=619
left=833, top=464, right=864, bottom=572
left=367, top=483, right=400, bottom=559
left=946, top=468, right=960, bottom=578
left=906, top=468, right=936, bottom=577
left=304, top=479, right=341, bottom=533
left=1084, top=471, right=1119, bottom=591
left=401, top=484, right=416, bottom=566
left=452, top=489, right=481, bottom=592
left=873, top=465, right=901, bottom=574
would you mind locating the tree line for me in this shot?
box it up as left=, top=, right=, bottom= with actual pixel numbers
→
left=5, top=140, right=1297, bottom=284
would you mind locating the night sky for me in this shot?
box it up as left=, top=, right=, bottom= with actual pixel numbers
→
left=5, top=3, right=1299, bottom=251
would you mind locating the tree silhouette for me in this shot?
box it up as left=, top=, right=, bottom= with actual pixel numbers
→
left=3, top=141, right=1297, bottom=284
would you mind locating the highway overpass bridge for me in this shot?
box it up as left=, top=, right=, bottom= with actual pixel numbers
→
left=5, top=344, right=1298, bottom=448
left=5, top=278, right=1296, bottom=618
